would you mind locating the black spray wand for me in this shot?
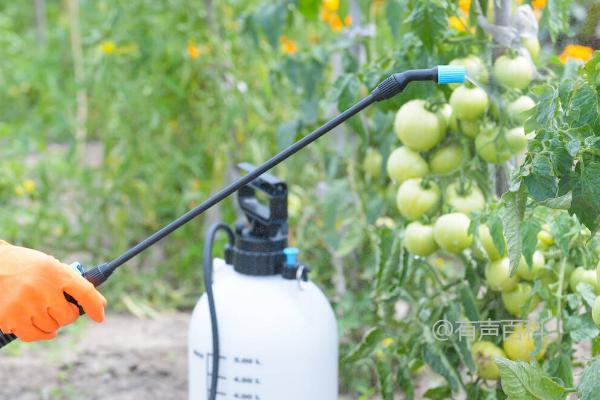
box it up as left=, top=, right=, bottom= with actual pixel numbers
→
left=0, top=65, right=465, bottom=348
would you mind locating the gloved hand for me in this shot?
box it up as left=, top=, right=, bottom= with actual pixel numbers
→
left=0, top=241, right=106, bottom=342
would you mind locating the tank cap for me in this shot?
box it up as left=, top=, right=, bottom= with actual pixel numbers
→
left=437, top=65, right=466, bottom=84
left=283, top=247, right=299, bottom=267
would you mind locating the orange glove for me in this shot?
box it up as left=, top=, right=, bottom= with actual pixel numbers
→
left=0, top=241, right=106, bottom=342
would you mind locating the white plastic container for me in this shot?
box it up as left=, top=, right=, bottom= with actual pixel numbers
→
left=188, top=258, right=338, bottom=400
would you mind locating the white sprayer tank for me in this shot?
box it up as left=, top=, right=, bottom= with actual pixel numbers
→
left=188, top=258, right=338, bottom=400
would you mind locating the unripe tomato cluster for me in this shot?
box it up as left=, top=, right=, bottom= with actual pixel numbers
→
left=360, top=51, right=595, bottom=381
left=379, top=54, right=538, bottom=265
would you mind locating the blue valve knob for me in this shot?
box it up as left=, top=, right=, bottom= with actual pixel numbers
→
left=437, top=65, right=466, bottom=84
left=70, top=262, right=85, bottom=275
left=283, top=247, right=299, bottom=267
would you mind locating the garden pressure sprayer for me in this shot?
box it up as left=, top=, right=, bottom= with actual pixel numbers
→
left=0, top=65, right=465, bottom=399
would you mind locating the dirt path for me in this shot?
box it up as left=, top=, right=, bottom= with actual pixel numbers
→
left=0, top=313, right=189, bottom=400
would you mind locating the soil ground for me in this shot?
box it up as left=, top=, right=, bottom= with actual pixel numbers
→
left=0, top=313, right=383, bottom=400
left=0, top=313, right=189, bottom=400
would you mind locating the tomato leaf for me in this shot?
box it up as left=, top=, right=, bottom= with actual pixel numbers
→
left=544, top=0, right=571, bottom=42
left=488, top=213, right=506, bottom=259
left=567, top=162, right=600, bottom=232
left=375, top=357, right=394, bottom=400
left=446, top=303, right=476, bottom=374
left=577, top=357, right=600, bottom=400
left=528, top=84, right=559, bottom=130
left=497, top=358, right=566, bottom=400
left=535, top=191, right=572, bottom=210
left=423, top=386, right=452, bottom=400
left=521, top=219, right=541, bottom=268
left=576, top=283, right=597, bottom=308
left=396, top=366, right=415, bottom=400
left=546, top=353, right=574, bottom=388
left=564, top=314, right=600, bottom=343
left=344, top=327, right=386, bottom=363
left=405, top=0, right=447, bottom=52
left=297, top=0, right=320, bottom=20
left=459, top=282, right=481, bottom=323
left=386, top=0, right=407, bottom=37
left=566, top=80, right=600, bottom=130
left=500, top=188, right=527, bottom=274
left=523, top=155, right=558, bottom=201
left=422, top=343, right=462, bottom=393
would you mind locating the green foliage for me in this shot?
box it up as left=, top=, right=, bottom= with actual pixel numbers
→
left=497, top=358, right=565, bottom=400
left=1, top=0, right=598, bottom=398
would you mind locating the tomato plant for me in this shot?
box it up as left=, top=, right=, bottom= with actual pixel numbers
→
left=1, top=0, right=597, bottom=398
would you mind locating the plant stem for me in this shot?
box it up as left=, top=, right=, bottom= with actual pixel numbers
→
left=67, top=0, right=88, bottom=163
left=556, top=257, right=567, bottom=346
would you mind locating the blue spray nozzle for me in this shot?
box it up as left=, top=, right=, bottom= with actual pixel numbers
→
left=437, top=65, right=466, bottom=84
left=283, top=247, right=299, bottom=267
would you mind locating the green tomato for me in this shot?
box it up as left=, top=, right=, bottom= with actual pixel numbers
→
left=445, top=182, right=485, bottom=214
left=505, top=126, right=528, bottom=154
left=396, top=179, right=441, bottom=221
left=459, top=119, right=480, bottom=138
left=503, top=323, right=547, bottom=361
left=471, top=341, right=505, bottom=380
left=450, top=85, right=489, bottom=121
left=597, top=262, right=600, bottom=289
left=485, top=258, right=519, bottom=292
left=569, top=267, right=599, bottom=294
left=478, top=224, right=505, bottom=261
left=429, top=144, right=464, bottom=175
left=593, top=296, right=600, bottom=327
left=502, top=283, right=539, bottom=317
left=507, top=96, right=535, bottom=125
left=404, top=221, right=438, bottom=256
left=475, top=127, right=512, bottom=164
left=394, top=100, right=446, bottom=151
left=450, top=55, right=489, bottom=87
left=493, top=55, right=535, bottom=90
left=386, top=147, right=429, bottom=183
left=433, top=212, right=473, bottom=253
left=439, top=103, right=453, bottom=127
left=537, top=229, right=554, bottom=248
left=522, top=37, right=540, bottom=61
left=516, top=251, right=545, bottom=281
left=363, top=147, right=383, bottom=179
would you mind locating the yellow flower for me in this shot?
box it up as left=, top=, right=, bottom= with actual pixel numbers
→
left=329, top=14, right=343, bottom=32
left=14, top=185, right=24, bottom=197
left=322, top=0, right=339, bottom=12
left=23, top=179, right=35, bottom=194
left=344, top=14, right=352, bottom=26
left=382, top=337, right=395, bottom=348
left=448, top=15, right=474, bottom=33
left=459, top=0, right=471, bottom=13
left=187, top=42, right=201, bottom=59
left=279, top=35, right=298, bottom=55
left=531, top=0, right=546, bottom=9
left=559, top=44, right=594, bottom=64
left=99, top=40, right=116, bottom=55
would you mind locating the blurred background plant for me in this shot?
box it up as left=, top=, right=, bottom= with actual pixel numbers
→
left=0, top=0, right=598, bottom=397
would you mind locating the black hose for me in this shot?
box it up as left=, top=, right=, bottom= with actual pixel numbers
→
left=203, top=223, right=234, bottom=400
